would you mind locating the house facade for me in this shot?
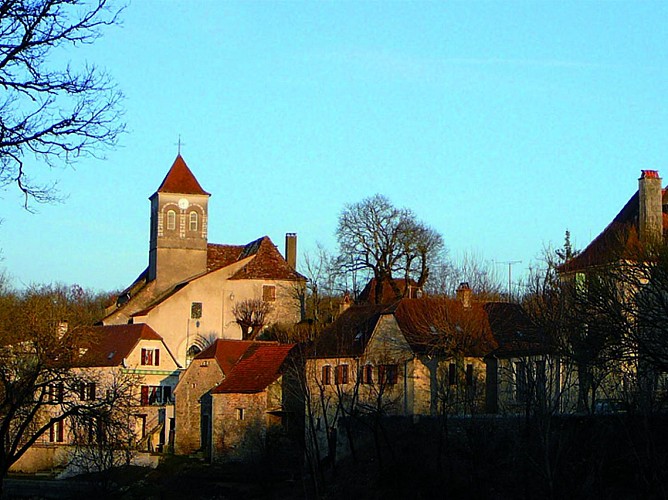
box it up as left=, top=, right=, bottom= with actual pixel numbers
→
left=10, top=323, right=180, bottom=473
left=305, top=289, right=537, bottom=462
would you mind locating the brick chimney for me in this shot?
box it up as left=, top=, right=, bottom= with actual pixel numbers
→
left=285, top=233, right=297, bottom=270
left=639, top=170, right=663, bottom=246
left=456, top=282, right=472, bottom=309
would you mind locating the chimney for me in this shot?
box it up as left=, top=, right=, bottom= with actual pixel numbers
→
left=285, top=233, right=297, bottom=270
left=639, top=170, right=663, bottom=246
left=456, top=282, right=472, bottom=309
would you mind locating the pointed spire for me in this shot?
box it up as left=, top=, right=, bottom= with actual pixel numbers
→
left=155, top=155, right=210, bottom=196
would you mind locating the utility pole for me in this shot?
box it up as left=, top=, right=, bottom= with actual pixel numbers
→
left=496, top=260, right=522, bottom=300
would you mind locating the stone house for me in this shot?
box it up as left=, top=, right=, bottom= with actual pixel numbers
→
left=208, top=343, right=298, bottom=463
left=102, top=155, right=306, bottom=366
left=174, top=339, right=257, bottom=456
left=306, top=288, right=527, bottom=462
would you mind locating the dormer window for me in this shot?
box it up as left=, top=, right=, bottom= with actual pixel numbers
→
left=141, top=348, right=160, bottom=366
left=166, top=210, right=176, bottom=231
left=189, top=211, right=198, bottom=231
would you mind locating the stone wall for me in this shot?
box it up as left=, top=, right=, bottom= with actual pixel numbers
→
left=174, top=361, right=223, bottom=455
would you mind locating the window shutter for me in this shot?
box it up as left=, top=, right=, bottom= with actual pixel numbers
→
left=155, top=349, right=160, bottom=366
left=90, top=383, right=96, bottom=400
left=140, top=386, right=149, bottom=406
left=141, top=348, right=147, bottom=365
left=57, top=421, right=64, bottom=442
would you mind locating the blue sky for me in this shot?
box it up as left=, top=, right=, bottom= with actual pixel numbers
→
left=3, top=1, right=668, bottom=292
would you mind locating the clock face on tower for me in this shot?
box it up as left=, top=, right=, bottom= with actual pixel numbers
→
left=178, top=198, right=190, bottom=210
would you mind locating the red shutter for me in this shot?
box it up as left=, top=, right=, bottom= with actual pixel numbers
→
left=155, top=349, right=160, bottom=366
left=140, top=386, right=149, bottom=406
left=57, top=421, right=64, bottom=442
left=141, top=348, right=146, bottom=365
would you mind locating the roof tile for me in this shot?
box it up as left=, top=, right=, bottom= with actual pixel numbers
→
left=155, top=155, right=210, bottom=196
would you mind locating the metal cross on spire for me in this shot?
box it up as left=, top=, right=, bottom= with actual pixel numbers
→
left=175, top=135, right=185, bottom=155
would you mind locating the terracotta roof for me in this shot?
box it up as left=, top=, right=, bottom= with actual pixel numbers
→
left=195, top=339, right=260, bottom=375
left=358, top=278, right=421, bottom=304
left=559, top=188, right=668, bottom=273
left=229, top=236, right=305, bottom=281
left=207, top=244, right=245, bottom=272
left=74, top=324, right=167, bottom=367
left=154, top=155, right=210, bottom=196
left=312, top=297, right=540, bottom=359
left=211, top=343, right=295, bottom=394
left=393, top=298, right=498, bottom=357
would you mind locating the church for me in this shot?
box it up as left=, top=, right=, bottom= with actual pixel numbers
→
left=102, top=155, right=306, bottom=366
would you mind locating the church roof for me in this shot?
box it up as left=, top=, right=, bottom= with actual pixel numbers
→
left=229, top=236, right=305, bottom=281
left=211, top=343, right=295, bottom=394
left=154, top=154, right=210, bottom=196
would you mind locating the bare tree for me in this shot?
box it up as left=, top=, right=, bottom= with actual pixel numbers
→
left=0, top=0, right=125, bottom=209
left=232, top=298, right=274, bottom=340
left=336, top=194, right=443, bottom=304
left=426, top=250, right=503, bottom=299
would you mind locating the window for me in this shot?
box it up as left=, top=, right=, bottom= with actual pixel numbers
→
left=191, top=302, right=202, bottom=319
left=335, top=364, right=349, bottom=385
left=140, top=385, right=172, bottom=406
left=378, top=364, right=398, bottom=385
left=361, top=364, right=373, bottom=384
left=263, top=285, right=276, bottom=302
left=189, top=211, right=198, bottom=231
left=236, top=408, right=245, bottom=421
left=322, top=365, right=332, bottom=385
left=49, top=420, right=64, bottom=443
left=47, top=383, right=64, bottom=403
left=448, top=363, right=457, bottom=386
left=465, top=364, right=474, bottom=386
left=79, top=382, right=96, bottom=401
left=167, top=210, right=176, bottom=230
left=516, top=362, right=527, bottom=402
left=141, top=348, right=160, bottom=366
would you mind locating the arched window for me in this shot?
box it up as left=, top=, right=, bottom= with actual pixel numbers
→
left=189, top=211, right=198, bottom=231
left=167, top=210, right=176, bottom=230
left=186, top=344, right=202, bottom=358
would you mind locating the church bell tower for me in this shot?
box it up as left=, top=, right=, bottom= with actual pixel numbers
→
left=148, top=155, right=210, bottom=292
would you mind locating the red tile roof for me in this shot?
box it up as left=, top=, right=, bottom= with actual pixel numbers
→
left=74, top=324, right=168, bottom=367
left=211, top=343, right=295, bottom=394
left=312, top=298, right=539, bottom=359
left=155, top=155, right=210, bottom=196
left=559, top=188, right=668, bottom=273
left=229, top=236, right=305, bottom=281
left=195, top=339, right=260, bottom=375
left=393, top=298, right=498, bottom=356
left=207, top=244, right=245, bottom=272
